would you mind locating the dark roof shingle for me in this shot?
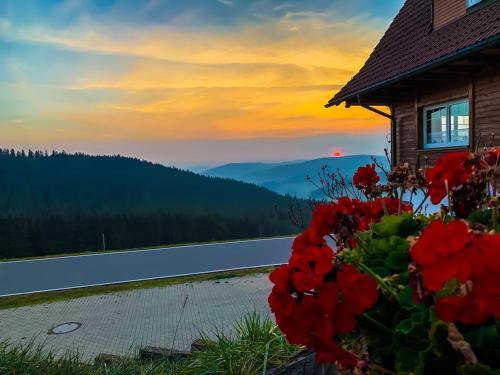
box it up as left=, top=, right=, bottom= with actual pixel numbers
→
left=328, top=0, right=500, bottom=106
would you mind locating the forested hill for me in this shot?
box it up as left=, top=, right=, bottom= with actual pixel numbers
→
left=0, top=149, right=300, bottom=216
left=0, top=149, right=304, bottom=259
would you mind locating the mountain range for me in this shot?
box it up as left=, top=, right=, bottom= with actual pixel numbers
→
left=202, top=155, right=389, bottom=198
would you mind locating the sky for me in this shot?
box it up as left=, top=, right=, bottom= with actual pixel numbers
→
left=0, top=0, right=404, bottom=167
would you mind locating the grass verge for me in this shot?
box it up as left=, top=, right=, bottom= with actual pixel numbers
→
left=182, top=312, right=300, bottom=374
left=0, top=340, right=181, bottom=375
left=0, top=312, right=300, bottom=375
left=0, top=266, right=276, bottom=310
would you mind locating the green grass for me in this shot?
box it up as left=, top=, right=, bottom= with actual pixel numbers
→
left=0, top=235, right=294, bottom=263
left=181, top=312, right=300, bottom=375
left=0, top=340, right=183, bottom=375
left=0, top=313, right=300, bottom=375
left=0, top=267, right=276, bottom=311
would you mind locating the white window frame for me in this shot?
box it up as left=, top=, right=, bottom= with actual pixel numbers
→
left=423, top=99, right=470, bottom=149
left=467, top=0, right=484, bottom=8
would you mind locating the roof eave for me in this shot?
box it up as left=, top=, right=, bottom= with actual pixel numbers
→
left=325, top=34, right=500, bottom=108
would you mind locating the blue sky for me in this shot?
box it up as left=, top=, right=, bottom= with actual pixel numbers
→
left=0, top=0, right=404, bottom=166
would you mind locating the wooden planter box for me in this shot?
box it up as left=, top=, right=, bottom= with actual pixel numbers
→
left=95, top=343, right=336, bottom=374
left=266, top=349, right=336, bottom=375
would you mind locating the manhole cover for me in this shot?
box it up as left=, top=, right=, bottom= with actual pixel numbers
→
left=48, top=322, right=81, bottom=335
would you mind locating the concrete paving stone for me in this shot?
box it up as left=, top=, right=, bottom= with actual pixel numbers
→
left=0, top=274, right=272, bottom=362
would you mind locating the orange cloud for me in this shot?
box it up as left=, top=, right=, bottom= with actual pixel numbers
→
left=47, top=85, right=387, bottom=142
left=2, top=11, right=391, bottom=145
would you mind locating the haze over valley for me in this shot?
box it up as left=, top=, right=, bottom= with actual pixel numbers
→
left=203, top=154, right=388, bottom=198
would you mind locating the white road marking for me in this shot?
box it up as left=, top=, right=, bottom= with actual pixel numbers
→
left=0, top=263, right=284, bottom=298
left=1, top=236, right=296, bottom=264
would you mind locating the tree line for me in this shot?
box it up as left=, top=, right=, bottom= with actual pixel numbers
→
left=0, top=212, right=294, bottom=259
left=0, top=149, right=304, bottom=258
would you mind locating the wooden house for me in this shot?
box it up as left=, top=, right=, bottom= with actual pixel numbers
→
left=327, top=0, right=500, bottom=166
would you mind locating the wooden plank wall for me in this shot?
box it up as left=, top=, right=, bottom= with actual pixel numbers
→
left=475, top=67, right=500, bottom=148
left=394, top=97, right=417, bottom=166
left=393, top=68, right=500, bottom=167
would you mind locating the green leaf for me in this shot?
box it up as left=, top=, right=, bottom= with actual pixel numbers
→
left=414, top=346, right=458, bottom=375
left=395, top=347, right=420, bottom=374
left=372, top=215, right=404, bottom=237
left=370, top=266, right=391, bottom=278
left=372, top=213, right=421, bottom=238
left=461, top=363, right=500, bottom=375
left=385, top=248, right=410, bottom=271
left=398, top=286, right=418, bottom=311
left=429, top=306, right=439, bottom=325
left=429, top=321, right=454, bottom=358
left=397, top=214, right=422, bottom=237
left=389, top=235, right=411, bottom=251
left=395, top=311, right=429, bottom=336
left=464, top=323, right=500, bottom=366
left=435, top=279, right=459, bottom=298
left=468, top=210, right=492, bottom=226
left=413, top=321, right=460, bottom=375
left=395, top=318, right=414, bottom=335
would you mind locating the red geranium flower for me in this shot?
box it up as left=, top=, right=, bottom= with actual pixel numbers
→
left=426, top=151, right=473, bottom=204
left=435, top=267, right=500, bottom=325
left=412, top=221, right=500, bottom=325
left=269, top=264, right=291, bottom=292
left=353, top=164, right=380, bottom=194
left=410, top=220, right=473, bottom=291
left=289, top=244, right=334, bottom=292
left=310, top=204, right=338, bottom=242
left=366, top=197, right=412, bottom=222
left=476, top=234, right=500, bottom=273
left=435, top=294, right=490, bottom=325
left=292, top=228, right=326, bottom=255
left=314, top=339, right=358, bottom=367
left=309, top=197, right=411, bottom=250
left=333, top=265, right=379, bottom=334
left=268, top=262, right=378, bottom=367
left=471, top=271, right=500, bottom=319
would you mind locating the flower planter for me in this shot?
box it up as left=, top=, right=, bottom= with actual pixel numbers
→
left=94, top=353, right=124, bottom=366
left=266, top=349, right=335, bottom=375
left=138, top=345, right=189, bottom=362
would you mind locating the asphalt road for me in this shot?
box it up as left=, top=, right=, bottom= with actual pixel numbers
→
left=0, top=237, right=294, bottom=297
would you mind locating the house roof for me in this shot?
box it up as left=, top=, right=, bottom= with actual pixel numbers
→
left=327, top=0, right=500, bottom=107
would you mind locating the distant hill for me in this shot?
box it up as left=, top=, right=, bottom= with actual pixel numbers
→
left=0, top=149, right=305, bottom=258
left=202, top=160, right=305, bottom=181
left=203, top=155, right=389, bottom=198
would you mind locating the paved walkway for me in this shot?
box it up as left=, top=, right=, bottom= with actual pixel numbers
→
left=0, top=274, right=272, bottom=362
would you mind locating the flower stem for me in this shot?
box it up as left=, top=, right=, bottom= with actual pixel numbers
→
left=349, top=349, right=399, bottom=375
left=380, top=198, right=389, bottom=216
left=360, top=314, right=398, bottom=338
left=360, top=314, right=416, bottom=346
left=414, top=191, right=428, bottom=214
left=358, top=262, right=401, bottom=304
left=398, top=187, right=404, bottom=215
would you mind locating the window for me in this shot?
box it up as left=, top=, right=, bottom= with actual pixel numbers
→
left=423, top=100, right=469, bottom=149
left=467, top=0, right=484, bottom=8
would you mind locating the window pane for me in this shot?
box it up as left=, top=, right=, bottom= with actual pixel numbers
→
left=449, top=101, right=469, bottom=144
left=425, top=106, right=447, bottom=146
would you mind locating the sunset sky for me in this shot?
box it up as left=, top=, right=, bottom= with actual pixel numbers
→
left=0, top=0, right=404, bottom=167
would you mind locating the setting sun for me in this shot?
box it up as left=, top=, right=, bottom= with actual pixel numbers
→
left=331, top=148, right=345, bottom=157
